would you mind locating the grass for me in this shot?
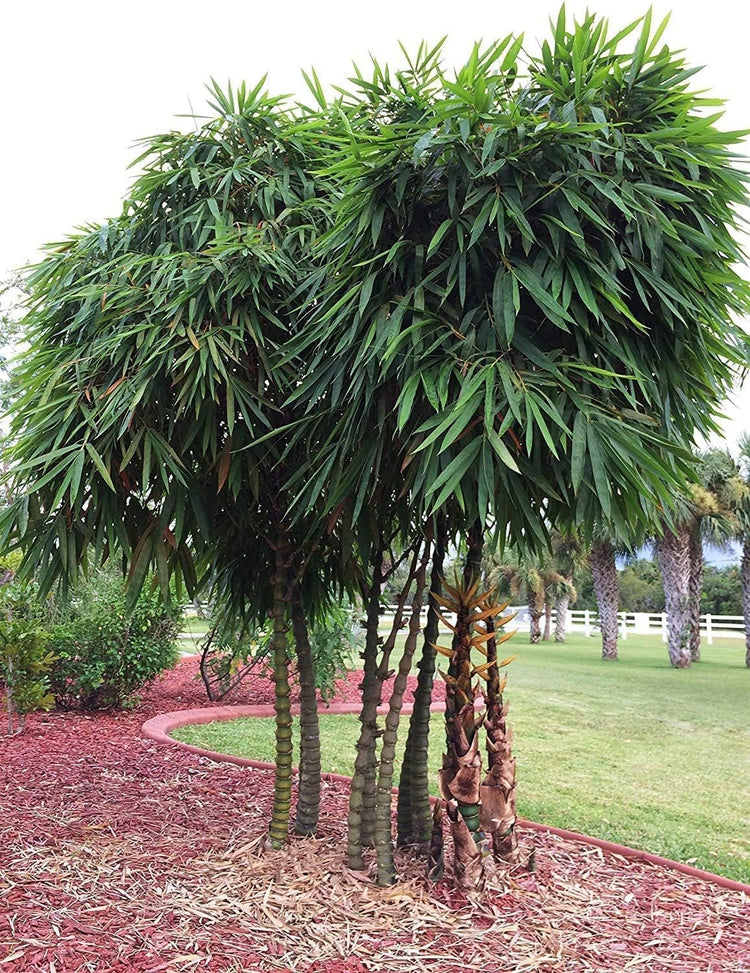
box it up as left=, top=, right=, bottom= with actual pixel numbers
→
left=172, top=632, right=750, bottom=883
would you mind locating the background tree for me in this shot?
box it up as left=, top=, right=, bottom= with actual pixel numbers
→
left=700, top=565, right=742, bottom=616
left=688, top=450, right=745, bottom=661
left=654, top=522, right=693, bottom=668
left=549, top=529, right=586, bottom=643
left=618, top=558, right=665, bottom=613
left=490, top=552, right=572, bottom=643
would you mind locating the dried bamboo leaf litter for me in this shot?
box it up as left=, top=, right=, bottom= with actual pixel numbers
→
left=1, top=657, right=748, bottom=972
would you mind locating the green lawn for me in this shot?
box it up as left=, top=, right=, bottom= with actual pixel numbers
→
left=172, top=633, right=750, bottom=883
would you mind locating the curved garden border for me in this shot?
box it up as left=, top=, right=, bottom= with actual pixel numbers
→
left=143, top=703, right=750, bottom=896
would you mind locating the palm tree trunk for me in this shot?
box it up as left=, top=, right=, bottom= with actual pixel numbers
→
left=542, top=601, right=552, bottom=641
left=374, top=540, right=430, bottom=886
left=742, top=537, right=750, bottom=669
left=267, top=542, right=294, bottom=849
left=688, top=524, right=703, bottom=663
left=290, top=584, right=320, bottom=836
left=527, top=588, right=543, bottom=643
left=589, top=540, right=619, bottom=660
left=655, top=524, right=692, bottom=668
left=397, top=519, right=447, bottom=850
left=347, top=548, right=384, bottom=868
left=554, top=587, right=571, bottom=643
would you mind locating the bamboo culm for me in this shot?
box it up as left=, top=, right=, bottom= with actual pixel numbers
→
left=267, top=543, right=294, bottom=849
left=374, top=539, right=431, bottom=886
left=347, top=544, right=421, bottom=867
left=290, top=583, right=321, bottom=836
left=346, top=548, right=384, bottom=868
left=397, top=520, right=447, bottom=849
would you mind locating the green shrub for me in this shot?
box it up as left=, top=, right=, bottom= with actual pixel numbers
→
left=198, top=603, right=359, bottom=702
left=308, top=604, right=360, bottom=702
left=200, top=617, right=272, bottom=701
left=0, top=583, right=55, bottom=735
left=48, top=570, right=180, bottom=709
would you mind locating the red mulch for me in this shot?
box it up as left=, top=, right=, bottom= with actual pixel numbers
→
left=1, top=657, right=747, bottom=972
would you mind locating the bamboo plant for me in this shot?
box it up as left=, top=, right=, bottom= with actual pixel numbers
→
left=430, top=578, right=517, bottom=891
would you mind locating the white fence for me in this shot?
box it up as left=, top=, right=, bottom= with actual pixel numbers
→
left=379, top=605, right=746, bottom=644
left=563, top=609, right=744, bottom=644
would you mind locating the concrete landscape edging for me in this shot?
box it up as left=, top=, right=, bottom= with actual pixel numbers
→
left=142, top=703, right=750, bottom=896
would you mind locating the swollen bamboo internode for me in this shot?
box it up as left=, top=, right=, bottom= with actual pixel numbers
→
left=432, top=578, right=518, bottom=890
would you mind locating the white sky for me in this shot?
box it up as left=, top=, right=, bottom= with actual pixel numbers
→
left=2, top=0, right=749, bottom=443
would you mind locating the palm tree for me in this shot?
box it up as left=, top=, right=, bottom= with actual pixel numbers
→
left=490, top=553, right=573, bottom=644
left=689, top=450, right=745, bottom=662
left=588, top=537, right=621, bottom=661
left=656, top=451, right=743, bottom=668
left=549, top=530, right=586, bottom=643
left=733, top=435, right=750, bottom=668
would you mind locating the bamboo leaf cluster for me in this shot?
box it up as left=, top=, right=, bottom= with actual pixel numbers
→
left=287, top=11, right=749, bottom=548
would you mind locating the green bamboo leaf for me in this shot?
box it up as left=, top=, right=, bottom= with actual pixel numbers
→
left=427, top=439, right=482, bottom=510
left=571, top=412, right=586, bottom=490
left=586, top=424, right=611, bottom=518
left=487, top=428, right=520, bottom=473
left=412, top=130, right=435, bottom=166
left=359, top=274, right=376, bottom=316
left=84, top=443, right=116, bottom=492
left=478, top=439, right=493, bottom=525
left=514, top=263, right=574, bottom=328
left=427, top=219, right=453, bottom=259
left=127, top=527, right=156, bottom=611
left=397, top=372, right=421, bottom=430
left=371, top=207, right=385, bottom=247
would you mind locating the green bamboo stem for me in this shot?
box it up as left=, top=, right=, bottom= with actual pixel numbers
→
left=463, top=520, right=484, bottom=589
left=347, top=544, right=421, bottom=868
left=364, top=546, right=421, bottom=835
left=290, top=583, right=320, bottom=836
left=374, top=540, right=431, bottom=886
left=6, top=652, right=15, bottom=736
left=267, top=544, right=294, bottom=850
left=397, top=520, right=447, bottom=849
left=347, top=548, right=384, bottom=868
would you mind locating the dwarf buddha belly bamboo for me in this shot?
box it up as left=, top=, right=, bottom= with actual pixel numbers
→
left=430, top=578, right=517, bottom=891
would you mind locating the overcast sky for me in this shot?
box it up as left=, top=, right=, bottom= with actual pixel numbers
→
left=3, top=0, right=749, bottom=443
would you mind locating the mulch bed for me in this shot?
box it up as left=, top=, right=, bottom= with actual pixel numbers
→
left=1, top=657, right=748, bottom=972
